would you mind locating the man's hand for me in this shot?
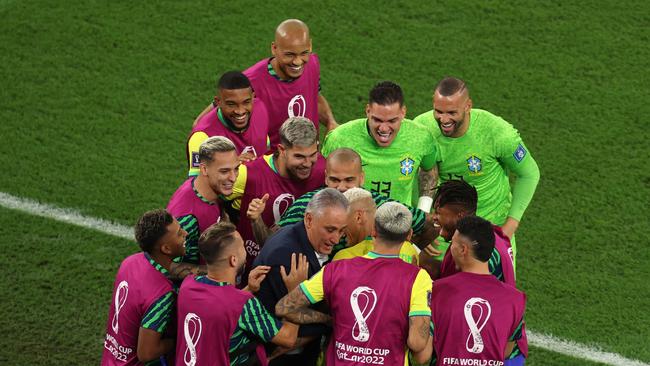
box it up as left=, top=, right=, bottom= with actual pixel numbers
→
left=247, top=193, right=269, bottom=220
left=238, top=151, right=256, bottom=163
left=501, top=217, right=520, bottom=239
left=423, top=238, right=443, bottom=257
left=246, top=265, right=271, bottom=293
left=280, top=253, right=309, bottom=292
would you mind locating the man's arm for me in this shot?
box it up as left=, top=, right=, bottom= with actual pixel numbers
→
left=168, top=262, right=207, bottom=281
left=317, top=94, right=338, bottom=132
left=270, top=322, right=299, bottom=348
left=137, top=328, right=174, bottom=362
left=275, top=286, right=331, bottom=325
left=418, top=166, right=438, bottom=199
left=137, top=291, right=175, bottom=362
left=407, top=315, right=431, bottom=353
left=192, top=103, right=214, bottom=127
left=500, top=142, right=540, bottom=238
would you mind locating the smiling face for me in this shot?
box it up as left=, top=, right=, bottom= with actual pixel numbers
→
left=278, top=143, right=319, bottom=181
left=305, top=206, right=348, bottom=255
left=325, top=158, right=365, bottom=192
left=433, top=90, right=472, bottom=138
left=432, top=201, right=466, bottom=242
left=159, top=219, right=188, bottom=259
left=200, top=150, right=240, bottom=196
left=271, top=29, right=312, bottom=80
left=215, top=87, right=254, bottom=129
left=366, top=102, right=406, bottom=147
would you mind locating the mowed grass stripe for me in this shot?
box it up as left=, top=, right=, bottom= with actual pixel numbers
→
left=1, top=191, right=647, bottom=366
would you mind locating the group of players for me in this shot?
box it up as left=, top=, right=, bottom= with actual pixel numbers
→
left=101, top=18, right=540, bottom=366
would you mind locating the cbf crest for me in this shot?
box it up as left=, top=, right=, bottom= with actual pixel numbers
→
left=466, top=155, right=482, bottom=174
left=400, top=157, right=415, bottom=176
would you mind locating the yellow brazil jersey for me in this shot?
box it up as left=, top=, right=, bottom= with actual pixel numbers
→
left=332, top=239, right=419, bottom=265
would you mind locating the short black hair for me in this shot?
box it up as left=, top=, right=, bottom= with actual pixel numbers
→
left=134, top=209, right=173, bottom=253
left=434, top=180, right=477, bottom=214
left=456, top=215, right=494, bottom=262
left=198, top=221, right=239, bottom=265
left=435, top=77, right=468, bottom=97
left=369, top=81, right=404, bottom=107
left=217, top=71, right=251, bottom=91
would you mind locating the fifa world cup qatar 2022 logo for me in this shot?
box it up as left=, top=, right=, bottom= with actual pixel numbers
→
left=183, top=312, right=203, bottom=366
left=272, top=193, right=294, bottom=223
left=464, top=297, right=492, bottom=354
left=287, top=95, right=307, bottom=118
left=350, top=286, right=378, bottom=342
left=111, top=280, right=129, bottom=334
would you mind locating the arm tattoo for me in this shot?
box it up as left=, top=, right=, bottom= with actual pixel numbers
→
left=252, top=217, right=273, bottom=245
left=410, top=316, right=431, bottom=340
left=418, top=166, right=438, bottom=198
left=276, top=287, right=331, bottom=325
left=168, top=262, right=207, bottom=281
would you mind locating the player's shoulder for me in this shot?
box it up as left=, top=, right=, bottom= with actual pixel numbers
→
left=323, top=118, right=366, bottom=147
left=309, top=53, right=320, bottom=68
left=167, top=178, right=195, bottom=212
left=473, top=108, right=519, bottom=135
left=192, top=110, right=217, bottom=134
left=244, top=58, right=270, bottom=79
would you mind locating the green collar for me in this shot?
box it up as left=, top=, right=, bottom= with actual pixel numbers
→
left=191, top=177, right=222, bottom=205
left=268, top=154, right=280, bottom=174
left=217, top=108, right=248, bottom=133
left=366, top=251, right=400, bottom=259
left=195, top=275, right=230, bottom=287
left=267, top=58, right=295, bottom=83
left=144, top=252, right=170, bottom=278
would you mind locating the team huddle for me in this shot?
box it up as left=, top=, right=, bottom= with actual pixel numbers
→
left=101, top=19, right=540, bottom=366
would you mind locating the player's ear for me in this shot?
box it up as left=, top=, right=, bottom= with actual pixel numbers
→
left=277, top=144, right=286, bottom=156
left=405, top=229, right=413, bottom=242
left=159, top=242, right=171, bottom=256
left=308, top=38, right=313, bottom=52
left=358, top=172, right=365, bottom=186
left=466, top=98, right=473, bottom=112
left=271, top=41, right=277, bottom=56
left=304, top=212, right=313, bottom=229
left=400, top=104, right=407, bottom=118
left=365, top=104, right=371, bottom=117
left=214, top=95, right=221, bottom=108
left=229, top=254, right=237, bottom=269
left=199, top=162, right=209, bottom=176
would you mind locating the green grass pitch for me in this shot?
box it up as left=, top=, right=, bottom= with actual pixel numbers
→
left=0, top=1, right=648, bottom=365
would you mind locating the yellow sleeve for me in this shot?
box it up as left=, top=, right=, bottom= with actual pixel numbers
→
left=333, top=240, right=373, bottom=261
left=225, top=164, right=247, bottom=210
left=299, top=267, right=325, bottom=304
left=332, top=248, right=353, bottom=261
left=399, top=241, right=419, bottom=265
left=409, top=269, right=433, bottom=317
left=187, top=131, right=209, bottom=176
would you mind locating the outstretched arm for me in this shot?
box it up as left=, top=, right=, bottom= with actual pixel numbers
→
left=318, top=94, right=338, bottom=132
left=275, top=286, right=331, bottom=325
left=192, top=103, right=214, bottom=127
left=168, top=262, right=206, bottom=281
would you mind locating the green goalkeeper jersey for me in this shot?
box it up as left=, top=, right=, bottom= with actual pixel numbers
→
left=322, top=118, right=440, bottom=206
left=414, top=108, right=539, bottom=225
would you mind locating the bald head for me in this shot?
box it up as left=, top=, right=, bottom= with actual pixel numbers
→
left=327, top=148, right=362, bottom=172
left=325, top=148, right=365, bottom=192
left=275, top=19, right=310, bottom=42
left=271, top=19, right=312, bottom=80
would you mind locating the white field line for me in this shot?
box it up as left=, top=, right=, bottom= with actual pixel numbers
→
left=1, top=191, right=648, bottom=366
left=0, top=192, right=133, bottom=241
